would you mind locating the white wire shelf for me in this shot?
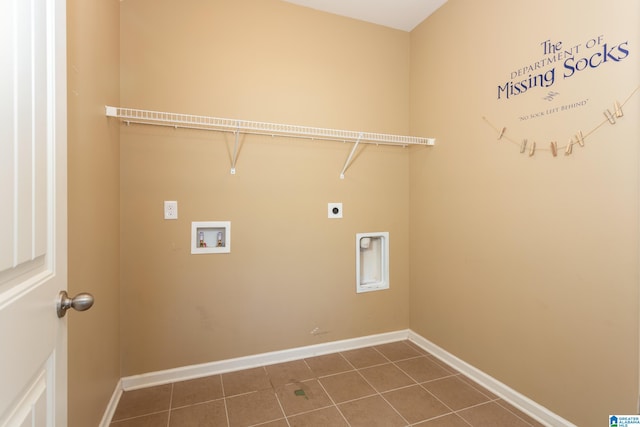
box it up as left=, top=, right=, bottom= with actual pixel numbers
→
left=105, top=106, right=435, bottom=178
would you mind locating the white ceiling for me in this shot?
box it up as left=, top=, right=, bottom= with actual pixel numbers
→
left=281, top=0, right=448, bottom=32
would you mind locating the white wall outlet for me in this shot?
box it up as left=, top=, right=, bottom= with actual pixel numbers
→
left=328, top=202, right=342, bottom=219
left=164, top=200, right=178, bottom=220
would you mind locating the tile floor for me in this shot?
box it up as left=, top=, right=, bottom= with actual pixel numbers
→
left=110, top=340, right=546, bottom=427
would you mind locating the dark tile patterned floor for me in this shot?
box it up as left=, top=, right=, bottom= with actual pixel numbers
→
left=110, top=340, right=546, bottom=427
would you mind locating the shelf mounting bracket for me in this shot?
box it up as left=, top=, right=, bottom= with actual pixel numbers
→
left=230, top=123, right=240, bottom=174
left=340, top=133, right=363, bottom=179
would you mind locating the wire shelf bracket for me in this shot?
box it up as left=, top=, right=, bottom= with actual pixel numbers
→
left=106, top=106, right=436, bottom=178
left=230, top=124, right=240, bottom=175
left=340, top=133, right=363, bottom=179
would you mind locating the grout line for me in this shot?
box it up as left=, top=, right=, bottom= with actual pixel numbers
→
left=166, top=384, right=174, bottom=427
left=391, top=355, right=434, bottom=384
left=315, top=380, right=337, bottom=406
left=333, top=391, right=380, bottom=406
left=218, top=375, right=231, bottom=427
left=220, top=374, right=227, bottom=397
left=226, top=389, right=262, bottom=398
left=454, top=400, right=540, bottom=427
left=219, top=375, right=231, bottom=427
left=313, top=368, right=356, bottom=380
left=315, top=372, right=352, bottom=427
left=335, top=406, right=353, bottom=427
left=315, top=367, right=357, bottom=380
left=395, top=354, right=427, bottom=363
left=457, top=414, right=475, bottom=427
left=416, top=381, right=457, bottom=413
left=494, top=400, right=540, bottom=427
left=452, top=401, right=492, bottom=427
left=356, top=360, right=393, bottom=370
left=370, top=344, right=392, bottom=363
left=285, top=403, right=338, bottom=417
left=351, top=363, right=412, bottom=426
left=301, top=358, right=313, bottom=372
left=336, top=350, right=357, bottom=371
left=377, top=391, right=411, bottom=426
left=455, top=374, right=500, bottom=399
left=424, top=353, right=458, bottom=372
left=169, top=396, right=225, bottom=411
left=407, top=412, right=471, bottom=427
left=454, top=400, right=496, bottom=413
left=417, top=372, right=462, bottom=385
left=109, top=410, right=170, bottom=423
left=249, top=417, right=288, bottom=427
left=272, top=389, right=291, bottom=427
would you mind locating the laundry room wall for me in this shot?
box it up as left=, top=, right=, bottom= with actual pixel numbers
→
left=67, top=0, right=121, bottom=426
left=409, top=0, right=640, bottom=425
left=119, top=0, right=412, bottom=375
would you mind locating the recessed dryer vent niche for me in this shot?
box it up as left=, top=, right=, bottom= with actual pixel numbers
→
left=191, top=221, right=231, bottom=254
left=356, top=232, right=389, bottom=293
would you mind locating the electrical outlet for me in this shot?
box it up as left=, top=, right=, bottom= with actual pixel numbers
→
left=328, top=202, right=342, bottom=219
left=164, top=201, right=178, bottom=220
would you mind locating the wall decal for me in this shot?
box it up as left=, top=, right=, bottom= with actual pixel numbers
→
left=483, top=85, right=639, bottom=157
left=485, top=31, right=636, bottom=157
left=497, top=35, right=630, bottom=102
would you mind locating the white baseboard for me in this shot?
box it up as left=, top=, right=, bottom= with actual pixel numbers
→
left=105, top=329, right=573, bottom=427
left=408, top=331, right=576, bottom=427
left=120, top=329, right=410, bottom=391
left=98, top=379, right=122, bottom=427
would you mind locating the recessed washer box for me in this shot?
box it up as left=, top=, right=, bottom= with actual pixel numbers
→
left=191, top=221, right=231, bottom=254
left=356, top=232, right=389, bottom=293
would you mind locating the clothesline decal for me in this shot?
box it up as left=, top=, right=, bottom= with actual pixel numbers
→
left=482, top=85, right=639, bottom=157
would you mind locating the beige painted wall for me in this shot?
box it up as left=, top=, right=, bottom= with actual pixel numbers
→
left=115, top=0, right=638, bottom=424
left=119, top=0, right=411, bottom=375
left=67, top=0, right=121, bottom=426
left=409, top=1, right=639, bottom=425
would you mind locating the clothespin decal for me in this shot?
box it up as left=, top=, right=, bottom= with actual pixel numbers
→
left=481, top=85, right=640, bottom=158
left=614, top=101, right=624, bottom=118
left=604, top=109, right=616, bottom=124
left=565, top=138, right=573, bottom=156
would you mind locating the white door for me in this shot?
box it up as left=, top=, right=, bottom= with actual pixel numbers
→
left=0, top=0, right=68, bottom=425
